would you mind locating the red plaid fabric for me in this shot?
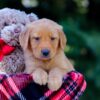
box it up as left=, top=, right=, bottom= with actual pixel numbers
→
left=0, top=71, right=86, bottom=100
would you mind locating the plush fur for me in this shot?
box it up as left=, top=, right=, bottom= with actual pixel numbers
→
left=0, top=8, right=38, bottom=74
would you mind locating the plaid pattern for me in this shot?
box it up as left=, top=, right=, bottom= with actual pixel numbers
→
left=0, top=71, right=86, bottom=100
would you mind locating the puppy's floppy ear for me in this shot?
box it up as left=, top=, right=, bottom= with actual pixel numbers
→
left=19, top=24, right=31, bottom=51
left=57, top=26, right=67, bottom=50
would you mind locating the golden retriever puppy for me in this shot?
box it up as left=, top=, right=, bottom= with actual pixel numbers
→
left=19, top=18, right=74, bottom=91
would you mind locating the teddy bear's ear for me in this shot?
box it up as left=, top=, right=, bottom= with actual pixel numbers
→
left=27, top=13, right=38, bottom=22
left=19, top=25, right=31, bottom=51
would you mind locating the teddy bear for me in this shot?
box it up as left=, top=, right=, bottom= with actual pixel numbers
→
left=0, top=8, right=38, bottom=74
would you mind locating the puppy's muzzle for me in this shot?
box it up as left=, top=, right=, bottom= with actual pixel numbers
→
left=41, top=49, right=50, bottom=57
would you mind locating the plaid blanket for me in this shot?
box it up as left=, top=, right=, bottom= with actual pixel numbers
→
left=0, top=71, right=86, bottom=100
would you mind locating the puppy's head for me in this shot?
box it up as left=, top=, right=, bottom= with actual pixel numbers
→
left=19, top=18, right=66, bottom=61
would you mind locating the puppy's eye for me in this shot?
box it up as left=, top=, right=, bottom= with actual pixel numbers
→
left=33, top=37, right=40, bottom=41
left=51, top=37, right=56, bottom=41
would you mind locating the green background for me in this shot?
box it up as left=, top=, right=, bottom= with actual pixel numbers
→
left=0, top=0, right=100, bottom=99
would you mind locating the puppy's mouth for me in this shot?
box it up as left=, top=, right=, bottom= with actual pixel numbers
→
left=34, top=55, right=52, bottom=61
left=40, top=56, right=51, bottom=61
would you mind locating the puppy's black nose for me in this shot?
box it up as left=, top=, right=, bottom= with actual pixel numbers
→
left=41, top=49, right=50, bottom=57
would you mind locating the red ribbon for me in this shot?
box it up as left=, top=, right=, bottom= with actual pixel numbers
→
left=0, top=39, right=15, bottom=61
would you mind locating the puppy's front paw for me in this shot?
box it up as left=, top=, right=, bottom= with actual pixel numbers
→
left=32, top=68, right=48, bottom=85
left=48, top=73, right=63, bottom=91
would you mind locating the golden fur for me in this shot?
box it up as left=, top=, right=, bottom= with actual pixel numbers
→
left=19, top=18, right=74, bottom=91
